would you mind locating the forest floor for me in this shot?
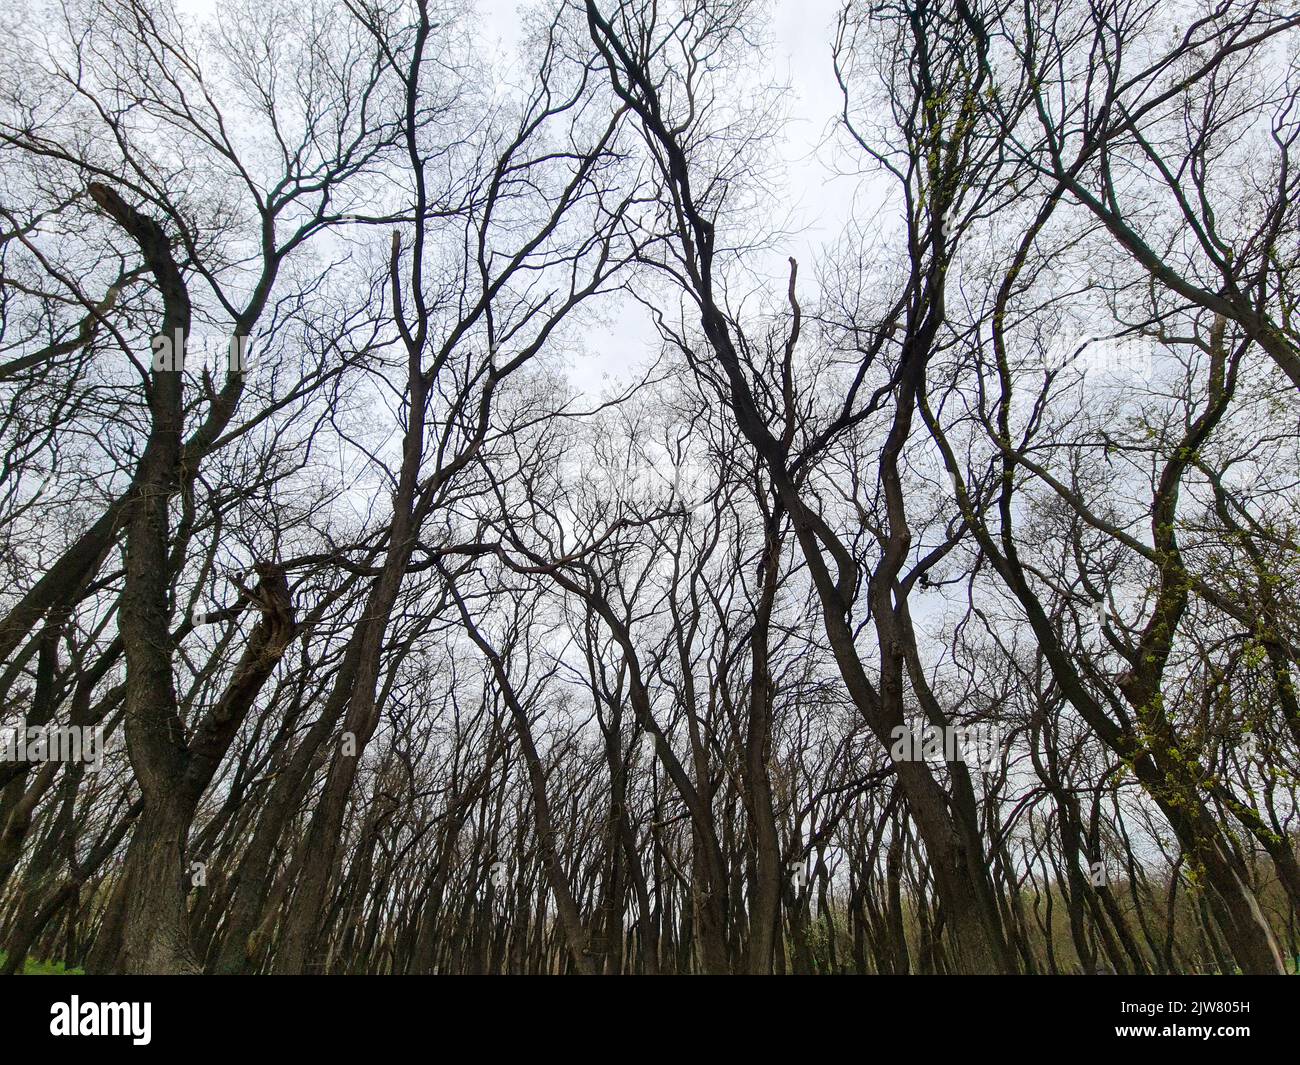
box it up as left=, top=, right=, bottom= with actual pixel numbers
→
left=0, top=951, right=82, bottom=975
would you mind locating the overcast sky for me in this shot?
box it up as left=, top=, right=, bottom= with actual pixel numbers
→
left=174, top=0, right=862, bottom=395
left=476, top=0, right=861, bottom=396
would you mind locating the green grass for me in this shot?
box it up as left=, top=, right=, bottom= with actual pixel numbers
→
left=0, top=949, right=83, bottom=975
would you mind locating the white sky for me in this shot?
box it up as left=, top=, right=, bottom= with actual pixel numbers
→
left=173, top=0, right=862, bottom=395
left=476, top=0, right=861, bottom=396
